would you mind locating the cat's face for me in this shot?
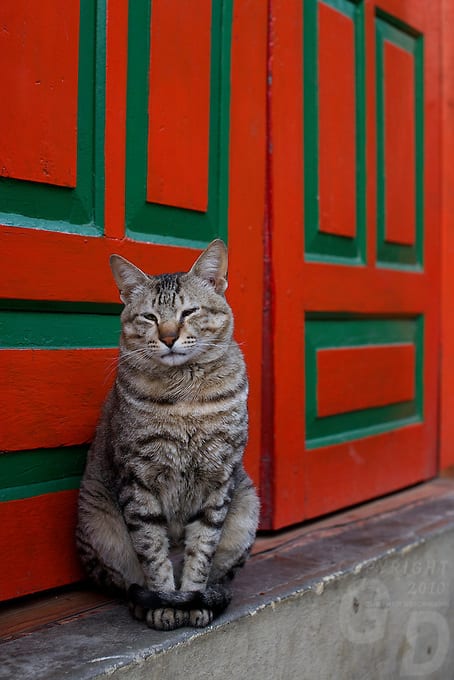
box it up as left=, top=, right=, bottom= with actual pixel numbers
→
left=110, top=241, right=233, bottom=368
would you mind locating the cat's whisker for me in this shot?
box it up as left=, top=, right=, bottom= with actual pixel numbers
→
left=104, top=359, right=120, bottom=383
left=117, top=347, right=153, bottom=364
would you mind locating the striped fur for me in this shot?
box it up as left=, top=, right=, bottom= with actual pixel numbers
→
left=76, top=240, right=259, bottom=630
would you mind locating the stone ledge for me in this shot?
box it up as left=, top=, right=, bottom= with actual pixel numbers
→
left=2, top=479, right=454, bottom=679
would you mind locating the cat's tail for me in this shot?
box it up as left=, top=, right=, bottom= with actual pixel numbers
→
left=128, top=583, right=232, bottom=617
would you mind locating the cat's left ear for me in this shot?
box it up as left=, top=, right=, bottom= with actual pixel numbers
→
left=189, top=239, right=228, bottom=295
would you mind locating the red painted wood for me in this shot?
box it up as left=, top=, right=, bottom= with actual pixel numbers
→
left=0, top=0, right=79, bottom=188
left=0, top=0, right=268, bottom=600
left=0, top=349, right=117, bottom=451
left=270, top=0, right=441, bottom=528
left=0, top=0, right=266, bottom=493
left=317, top=344, right=415, bottom=418
left=0, top=0, right=446, bottom=595
left=0, top=229, right=200, bottom=303
left=318, top=2, right=356, bottom=238
left=269, top=0, right=306, bottom=526
left=0, top=491, right=83, bottom=600
left=301, top=261, right=434, bottom=312
left=228, top=0, right=267, bottom=493
left=304, top=424, right=435, bottom=520
left=147, top=0, right=211, bottom=211
left=440, top=0, right=454, bottom=470
left=384, top=41, right=416, bottom=246
left=373, top=0, right=427, bottom=35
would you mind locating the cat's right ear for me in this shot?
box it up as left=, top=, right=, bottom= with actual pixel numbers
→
left=110, top=255, right=149, bottom=304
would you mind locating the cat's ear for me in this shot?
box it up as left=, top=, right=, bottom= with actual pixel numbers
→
left=189, top=239, right=228, bottom=294
left=110, top=254, right=149, bottom=304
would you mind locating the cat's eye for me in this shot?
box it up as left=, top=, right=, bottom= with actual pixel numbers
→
left=142, top=313, right=158, bottom=323
left=180, top=307, right=199, bottom=320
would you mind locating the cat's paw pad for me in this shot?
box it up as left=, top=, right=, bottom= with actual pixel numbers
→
left=189, top=608, right=214, bottom=628
left=146, top=608, right=188, bottom=631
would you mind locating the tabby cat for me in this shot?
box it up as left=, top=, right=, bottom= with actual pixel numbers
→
left=76, top=240, right=259, bottom=631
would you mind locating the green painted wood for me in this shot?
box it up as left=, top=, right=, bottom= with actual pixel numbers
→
left=305, top=315, right=423, bottom=449
left=0, top=306, right=121, bottom=349
left=0, top=446, right=87, bottom=502
left=376, top=12, right=423, bottom=269
left=0, top=0, right=106, bottom=235
left=0, top=300, right=122, bottom=314
left=125, top=0, right=232, bottom=247
left=303, top=0, right=366, bottom=264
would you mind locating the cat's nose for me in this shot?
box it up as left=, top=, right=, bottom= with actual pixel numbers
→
left=158, top=321, right=179, bottom=348
left=160, top=334, right=177, bottom=348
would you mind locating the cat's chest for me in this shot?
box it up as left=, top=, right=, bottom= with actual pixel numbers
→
left=137, top=439, right=228, bottom=484
left=141, top=450, right=223, bottom=523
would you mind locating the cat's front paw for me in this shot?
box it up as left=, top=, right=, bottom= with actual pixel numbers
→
left=128, top=583, right=231, bottom=629
left=146, top=607, right=188, bottom=631
left=188, top=608, right=214, bottom=628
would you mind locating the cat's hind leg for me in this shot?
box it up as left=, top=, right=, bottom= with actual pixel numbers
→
left=208, top=472, right=259, bottom=587
left=76, top=480, right=146, bottom=594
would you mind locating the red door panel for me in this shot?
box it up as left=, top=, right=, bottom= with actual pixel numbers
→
left=269, top=0, right=440, bottom=528
left=0, top=0, right=79, bottom=188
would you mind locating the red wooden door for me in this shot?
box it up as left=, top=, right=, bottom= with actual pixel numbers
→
left=0, top=0, right=445, bottom=597
left=267, top=0, right=441, bottom=528
left=0, top=0, right=266, bottom=600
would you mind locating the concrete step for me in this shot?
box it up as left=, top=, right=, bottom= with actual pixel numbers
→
left=2, top=479, right=454, bottom=680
